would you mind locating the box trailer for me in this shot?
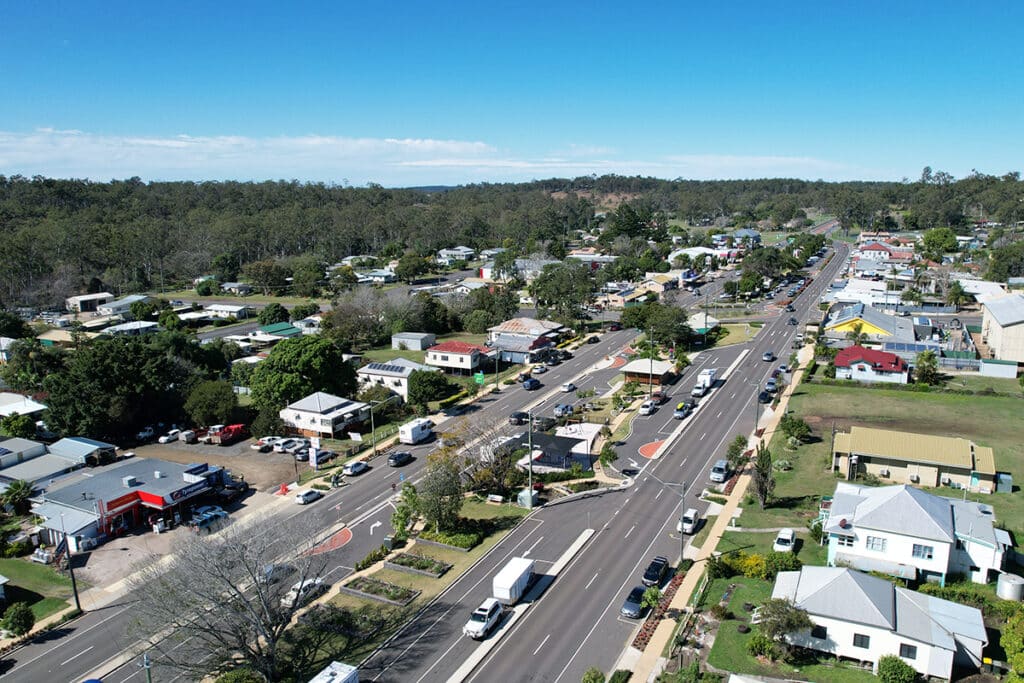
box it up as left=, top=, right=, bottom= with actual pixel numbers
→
left=398, top=418, right=433, bottom=445
left=492, top=556, right=535, bottom=605
left=690, top=368, right=718, bottom=397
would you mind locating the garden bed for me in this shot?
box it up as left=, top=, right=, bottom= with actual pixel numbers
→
left=632, top=569, right=688, bottom=650
left=338, top=577, right=420, bottom=607
left=384, top=553, right=452, bottom=578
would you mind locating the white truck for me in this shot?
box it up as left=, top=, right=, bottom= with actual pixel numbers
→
left=398, top=417, right=433, bottom=445
left=690, top=368, right=718, bottom=398
left=492, top=556, right=535, bottom=605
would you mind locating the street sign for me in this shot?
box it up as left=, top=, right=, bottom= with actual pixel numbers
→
left=348, top=431, right=363, bottom=442
left=473, top=372, right=486, bottom=384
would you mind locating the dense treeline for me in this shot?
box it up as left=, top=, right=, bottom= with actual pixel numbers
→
left=0, top=170, right=1021, bottom=306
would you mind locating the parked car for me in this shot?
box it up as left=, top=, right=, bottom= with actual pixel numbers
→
left=251, top=436, right=281, bottom=451
left=710, top=459, right=729, bottom=483
left=586, top=335, right=600, bottom=344
left=762, top=351, right=775, bottom=362
left=650, top=390, right=668, bottom=405
left=533, top=416, right=556, bottom=431
left=275, top=439, right=300, bottom=453
left=508, top=411, right=529, bottom=426
left=784, top=304, right=795, bottom=312
left=295, top=490, right=322, bottom=505
left=286, top=439, right=310, bottom=455
left=257, top=563, right=295, bottom=585
left=522, top=378, right=541, bottom=391
left=758, top=390, right=772, bottom=404
left=673, top=401, right=694, bottom=419
left=194, top=505, right=227, bottom=520
left=638, top=400, right=657, bottom=416
left=766, top=378, right=778, bottom=392
left=679, top=508, right=700, bottom=534
left=561, top=382, right=576, bottom=393
left=343, top=461, right=368, bottom=476
left=620, top=586, right=646, bottom=618
left=158, top=429, right=181, bottom=444
left=606, top=322, right=623, bottom=331
left=179, top=429, right=197, bottom=444
left=553, top=403, right=574, bottom=418
left=559, top=350, right=573, bottom=361
left=280, top=578, right=326, bottom=608
left=312, top=449, right=337, bottom=465
left=773, top=528, right=796, bottom=553
left=387, top=451, right=413, bottom=467
left=136, top=426, right=155, bottom=442
left=463, top=597, right=503, bottom=639
left=642, top=556, right=669, bottom=587
left=777, top=364, right=789, bottom=374
left=544, top=356, right=560, bottom=367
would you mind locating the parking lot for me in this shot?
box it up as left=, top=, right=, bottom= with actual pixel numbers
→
left=133, top=438, right=301, bottom=492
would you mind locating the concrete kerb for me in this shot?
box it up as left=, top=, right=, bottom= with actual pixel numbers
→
left=628, top=344, right=817, bottom=682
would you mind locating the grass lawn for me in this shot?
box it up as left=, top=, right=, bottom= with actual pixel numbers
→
left=690, top=515, right=718, bottom=551
left=945, top=373, right=1023, bottom=397
left=712, top=323, right=760, bottom=347
left=717, top=529, right=828, bottom=567
left=0, top=558, right=76, bottom=620
left=737, top=380, right=1024, bottom=537
left=706, top=576, right=877, bottom=683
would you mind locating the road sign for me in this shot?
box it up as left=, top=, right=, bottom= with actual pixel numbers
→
left=473, top=372, right=486, bottom=384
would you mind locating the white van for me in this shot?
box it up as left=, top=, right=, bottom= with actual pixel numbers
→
left=399, top=418, right=433, bottom=445
left=679, top=508, right=700, bottom=534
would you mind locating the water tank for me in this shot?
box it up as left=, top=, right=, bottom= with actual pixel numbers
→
left=996, top=572, right=1024, bottom=601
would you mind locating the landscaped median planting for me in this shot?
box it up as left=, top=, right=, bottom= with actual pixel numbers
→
left=338, top=576, right=420, bottom=607
left=385, top=552, right=452, bottom=578
left=631, top=563, right=689, bottom=651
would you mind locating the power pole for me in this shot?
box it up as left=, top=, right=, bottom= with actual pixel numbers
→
left=527, top=411, right=534, bottom=509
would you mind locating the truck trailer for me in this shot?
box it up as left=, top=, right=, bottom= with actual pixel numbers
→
left=690, top=368, right=718, bottom=398
left=398, top=418, right=433, bottom=445
left=492, top=556, right=535, bottom=605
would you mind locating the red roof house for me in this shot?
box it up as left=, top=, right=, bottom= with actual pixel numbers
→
left=834, top=346, right=909, bottom=384
left=425, top=340, right=492, bottom=373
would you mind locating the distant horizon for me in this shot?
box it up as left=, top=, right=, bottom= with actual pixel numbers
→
left=3, top=3, right=1022, bottom=186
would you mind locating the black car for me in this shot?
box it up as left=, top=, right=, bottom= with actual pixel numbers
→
left=533, top=416, right=557, bottom=431
left=522, top=378, right=541, bottom=390
left=544, top=356, right=560, bottom=367
left=559, top=350, right=573, bottom=360
left=508, top=411, right=530, bottom=426
left=586, top=335, right=600, bottom=344
left=784, top=304, right=795, bottom=312
left=642, top=556, right=669, bottom=587
left=787, top=317, right=798, bottom=325
left=387, top=451, right=413, bottom=467
left=758, top=390, right=772, bottom=404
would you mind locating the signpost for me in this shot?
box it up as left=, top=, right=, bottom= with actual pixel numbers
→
left=473, top=372, right=486, bottom=385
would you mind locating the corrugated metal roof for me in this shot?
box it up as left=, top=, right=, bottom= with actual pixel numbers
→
left=843, top=426, right=986, bottom=471
left=984, top=294, right=1024, bottom=327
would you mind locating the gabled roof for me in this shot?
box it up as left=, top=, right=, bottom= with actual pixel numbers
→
left=860, top=241, right=893, bottom=252
left=427, top=340, right=490, bottom=355
left=620, top=359, right=676, bottom=375
left=357, top=358, right=432, bottom=378
left=834, top=346, right=907, bottom=373
left=287, top=392, right=367, bottom=415
left=836, top=426, right=995, bottom=475
left=984, top=293, right=1024, bottom=327
left=773, top=567, right=986, bottom=650
left=488, top=317, right=564, bottom=336
left=826, top=303, right=912, bottom=339
left=260, top=322, right=302, bottom=337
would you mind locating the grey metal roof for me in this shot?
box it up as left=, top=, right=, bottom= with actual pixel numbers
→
left=774, top=567, right=986, bottom=649
left=49, top=437, right=116, bottom=463
left=32, top=501, right=99, bottom=534
left=985, top=294, right=1024, bottom=327
left=827, top=303, right=915, bottom=341
left=287, top=392, right=367, bottom=415
left=358, top=359, right=431, bottom=378
left=44, top=458, right=219, bottom=513
left=0, top=454, right=81, bottom=486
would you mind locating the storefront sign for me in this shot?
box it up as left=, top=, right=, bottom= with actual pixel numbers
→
left=168, top=480, right=209, bottom=503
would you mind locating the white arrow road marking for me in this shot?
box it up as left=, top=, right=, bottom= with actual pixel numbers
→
left=369, top=521, right=381, bottom=535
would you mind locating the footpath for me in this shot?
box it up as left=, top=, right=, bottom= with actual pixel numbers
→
left=622, top=343, right=816, bottom=681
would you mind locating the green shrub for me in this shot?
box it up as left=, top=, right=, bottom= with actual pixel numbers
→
left=4, top=539, right=32, bottom=558
left=746, top=630, right=777, bottom=660
left=877, top=654, right=917, bottom=683
left=704, top=494, right=728, bottom=505
left=419, top=529, right=482, bottom=550
left=355, top=544, right=390, bottom=571
left=2, top=601, right=35, bottom=636
left=438, top=391, right=469, bottom=409
left=608, top=670, right=632, bottom=683
left=215, top=669, right=264, bottom=683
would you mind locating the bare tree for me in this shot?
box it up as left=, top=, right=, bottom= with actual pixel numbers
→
left=127, top=515, right=330, bottom=681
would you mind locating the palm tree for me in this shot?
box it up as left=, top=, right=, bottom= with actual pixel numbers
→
left=945, top=281, right=968, bottom=312
left=1, top=479, right=33, bottom=515
left=845, top=322, right=867, bottom=347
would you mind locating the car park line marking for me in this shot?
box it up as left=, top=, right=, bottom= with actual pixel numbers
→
left=730, top=391, right=737, bottom=399
left=60, top=646, right=94, bottom=667
left=716, top=411, right=723, bottom=418
left=584, top=572, right=600, bottom=590
left=700, top=432, right=707, bottom=440
left=655, top=489, right=663, bottom=500
left=624, top=524, right=635, bottom=539
left=532, top=634, right=551, bottom=656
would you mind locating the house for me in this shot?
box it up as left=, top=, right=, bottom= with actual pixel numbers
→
left=98, top=294, right=152, bottom=318
left=425, top=340, right=491, bottom=372
left=359, top=269, right=396, bottom=284
left=436, top=246, right=476, bottom=265
left=831, top=426, right=997, bottom=493
left=857, top=241, right=897, bottom=262
left=220, top=282, right=253, bottom=296
left=36, top=328, right=101, bottom=348
left=823, top=303, right=915, bottom=344
left=0, top=392, right=47, bottom=418
left=620, top=359, right=675, bottom=386
left=980, top=293, right=1024, bottom=363
left=639, top=274, right=678, bottom=294
left=823, top=482, right=1012, bottom=584
left=206, top=304, right=252, bottom=319
left=65, top=292, right=114, bottom=313
left=293, top=315, right=322, bottom=335
left=731, top=228, right=761, bottom=244
left=496, top=431, right=591, bottom=472
left=834, top=346, right=909, bottom=384
left=48, top=437, right=118, bottom=467
left=772, top=566, right=986, bottom=679
left=357, top=358, right=435, bottom=401
left=279, top=392, right=370, bottom=438
left=391, top=332, right=436, bottom=351
left=487, top=317, right=565, bottom=363
left=259, top=322, right=303, bottom=339
left=566, top=248, right=618, bottom=270
left=479, top=247, right=507, bottom=260
left=452, top=281, right=490, bottom=296
left=103, top=321, right=160, bottom=336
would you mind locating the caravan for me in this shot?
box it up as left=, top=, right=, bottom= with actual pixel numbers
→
left=399, top=418, right=433, bottom=445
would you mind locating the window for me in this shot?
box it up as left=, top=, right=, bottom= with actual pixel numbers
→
left=899, top=643, right=917, bottom=660
left=853, top=633, right=870, bottom=649
left=811, top=625, right=827, bottom=640
left=866, top=536, right=887, bottom=552
left=912, top=544, right=934, bottom=560
left=836, top=535, right=854, bottom=547
left=441, top=355, right=449, bottom=361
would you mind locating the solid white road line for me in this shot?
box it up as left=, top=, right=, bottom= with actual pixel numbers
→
left=654, top=489, right=663, bottom=500
left=584, top=572, right=600, bottom=591
left=532, top=634, right=551, bottom=656
left=523, top=535, right=545, bottom=557
left=60, top=646, right=95, bottom=667
left=624, top=524, right=635, bottom=539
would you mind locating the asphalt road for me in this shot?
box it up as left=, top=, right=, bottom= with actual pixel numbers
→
left=359, top=242, right=849, bottom=683
left=2, top=329, right=636, bottom=683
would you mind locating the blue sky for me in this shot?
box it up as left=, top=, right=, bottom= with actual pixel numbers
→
left=1, top=1, right=1022, bottom=186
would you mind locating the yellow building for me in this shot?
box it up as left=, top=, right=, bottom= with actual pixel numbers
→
left=832, top=426, right=997, bottom=493
left=824, top=303, right=914, bottom=341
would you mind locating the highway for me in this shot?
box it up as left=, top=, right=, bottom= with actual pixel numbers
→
left=360, top=242, right=849, bottom=682
left=1, top=329, right=636, bottom=683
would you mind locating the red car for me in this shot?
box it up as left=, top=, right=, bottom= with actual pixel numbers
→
left=607, top=322, right=623, bottom=331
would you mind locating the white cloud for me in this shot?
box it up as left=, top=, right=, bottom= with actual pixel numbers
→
left=0, top=127, right=884, bottom=185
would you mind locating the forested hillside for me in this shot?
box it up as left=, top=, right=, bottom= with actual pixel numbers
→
left=0, top=170, right=1021, bottom=307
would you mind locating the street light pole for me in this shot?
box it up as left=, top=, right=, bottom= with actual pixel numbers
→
left=648, top=326, right=655, bottom=399
left=527, top=411, right=534, bottom=509
left=645, top=470, right=688, bottom=563
left=369, top=401, right=379, bottom=458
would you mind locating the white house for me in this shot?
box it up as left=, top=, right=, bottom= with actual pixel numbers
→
left=220, top=282, right=253, bottom=296
left=772, top=566, right=986, bottom=680
left=436, top=246, right=476, bottom=265
left=487, top=317, right=565, bottom=363
left=293, top=315, right=322, bottom=335
left=425, top=340, right=491, bottom=372
left=834, top=346, right=909, bottom=384
left=391, top=332, right=436, bottom=351
left=65, top=292, right=114, bottom=313
left=279, top=392, right=370, bottom=438
left=823, top=482, right=1012, bottom=584
left=98, top=294, right=152, bottom=318
left=206, top=304, right=252, bottom=319
left=981, top=293, right=1024, bottom=362
left=358, top=270, right=396, bottom=284
left=357, top=358, right=435, bottom=402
